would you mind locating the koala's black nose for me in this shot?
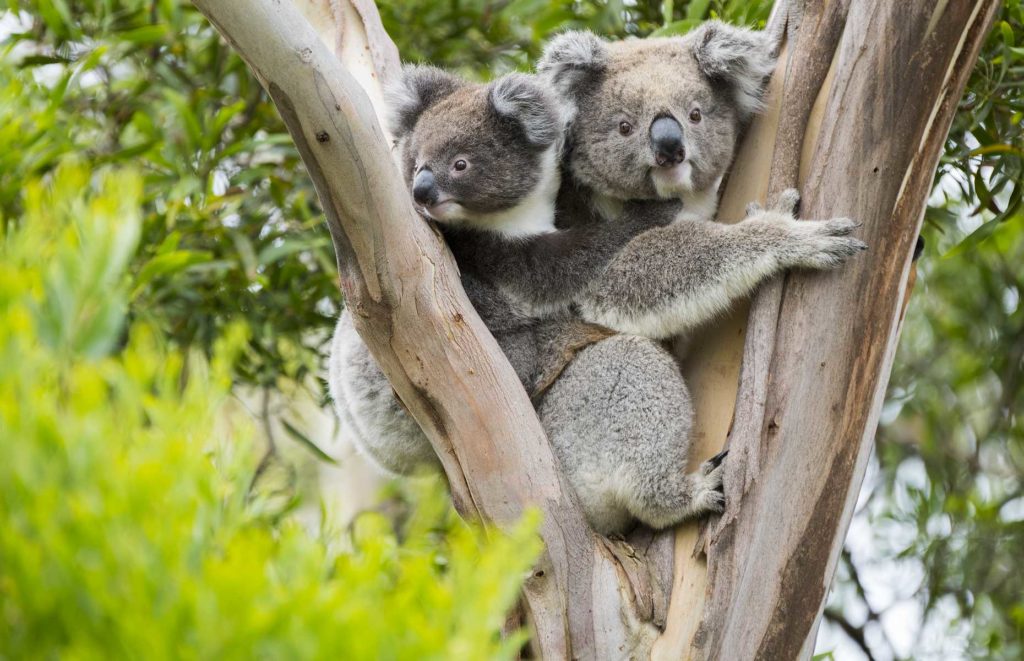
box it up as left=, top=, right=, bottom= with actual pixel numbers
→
left=412, top=169, right=437, bottom=206
left=650, top=116, right=685, bottom=167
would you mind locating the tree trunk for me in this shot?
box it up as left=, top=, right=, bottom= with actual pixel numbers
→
left=656, top=1, right=1000, bottom=659
left=192, top=0, right=998, bottom=658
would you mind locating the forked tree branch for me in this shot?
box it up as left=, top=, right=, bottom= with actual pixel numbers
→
left=192, top=1, right=1000, bottom=658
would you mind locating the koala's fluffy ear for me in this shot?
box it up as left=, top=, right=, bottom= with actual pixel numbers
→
left=689, top=21, right=777, bottom=121
left=537, top=31, right=607, bottom=104
left=385, top=64, right=466, bottom=137
left=488, top=74, right=560, bottom=148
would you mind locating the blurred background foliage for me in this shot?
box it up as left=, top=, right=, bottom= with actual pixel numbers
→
left=0, top=160, right=539, bottom=658
left=0, top=0, right=1021, bottom=658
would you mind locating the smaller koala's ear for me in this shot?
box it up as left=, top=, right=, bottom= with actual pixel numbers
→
left=537, top=31, right=607, bottom=103
left=385, top=64, right=466, bottom=137
left=689, top=20, right=777, bottom=121
left=488, top=73, right=561, bottom=148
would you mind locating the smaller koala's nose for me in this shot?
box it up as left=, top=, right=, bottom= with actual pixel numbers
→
left=412, top=169, right=437, bottom=206
left=650, top=116, right=686, bottom=167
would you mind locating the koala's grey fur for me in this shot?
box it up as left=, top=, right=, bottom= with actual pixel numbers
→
left=528, top=23, right=864, bottom=529
left=329, top=65, right=726, bottom=534
left=330, top=68, right=568, bottom=476
left=538, top=23, right=865, bottom=339
left=328, top=273, right=536, bottom=476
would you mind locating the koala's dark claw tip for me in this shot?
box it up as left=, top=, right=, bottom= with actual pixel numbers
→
left=708, top=449, right=729, bottom=468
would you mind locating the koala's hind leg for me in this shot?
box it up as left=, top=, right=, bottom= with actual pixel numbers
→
left=621, top=451, right=726, bottom=530
left=537, top=334, right=723, bottom=535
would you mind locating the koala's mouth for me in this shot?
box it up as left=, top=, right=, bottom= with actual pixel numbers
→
left=650, top=161, right=695, bottom=198
left=418, top=196, right=464, bottom=222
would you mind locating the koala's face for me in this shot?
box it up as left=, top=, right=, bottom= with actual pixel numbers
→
left=404, top=89, right=550, bottom=222
left=540, top=23, right=776, bottom=202
left=386, top=67, right=562, bottom=234
left=569, top=40, right=739, bottom=200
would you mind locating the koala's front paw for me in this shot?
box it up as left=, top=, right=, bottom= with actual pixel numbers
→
left=745, top=187, right=801, bottom=219
left=693, top=452, right=727, bottom=515
left=784, top=217, right=867, bottom=269
left=744, top=188, right=866, bottom=270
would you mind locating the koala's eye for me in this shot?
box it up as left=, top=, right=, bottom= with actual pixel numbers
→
left=689, top=108, right=702, bottom=124
left=618, top=121, right=633, bottom=136
left=453, top=159, right=468, bottom=172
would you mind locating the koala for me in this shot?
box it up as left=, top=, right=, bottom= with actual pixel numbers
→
left=329, top=64, right=727, bottom=533
left=330, top=68, right=574, bottom=474
left=538, top=22, right=867, bottom=340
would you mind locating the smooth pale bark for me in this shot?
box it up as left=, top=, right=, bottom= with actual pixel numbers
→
left=194, top=0, right=999, bottom=658
left=656, top=1, right=1000, bottom=659
left=191, top=1, right=671, bottom=657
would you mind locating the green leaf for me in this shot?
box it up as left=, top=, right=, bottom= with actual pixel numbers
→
left=257, top=236, right=331, bottom=266
left=650, top=18, right=701, bottom=37
left=1002, top=20, right=1015, bottom=48
left=686, top=0, right=712, bottom=20
left=132, top=249, right=214, bottom=296
left=119, top=25, right=170, bottom=44
left=17, top=54, right=72, bottom=67
left=281, top=418, right=338, bottom=465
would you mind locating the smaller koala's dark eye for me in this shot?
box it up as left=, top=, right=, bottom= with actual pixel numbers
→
left=453, top=159, right=468, bottom=172
left=618, top=121, right=633, bottom=136
left=689, top=108, right=702, bottom=124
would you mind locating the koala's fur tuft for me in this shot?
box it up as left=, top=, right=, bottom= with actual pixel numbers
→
left=691, top=21, right=778, bottom=121
left=537, top=30, right=608, bottom=116
left=385, top=65, right=465, bottom=137
left=489, top=73, right=564, bottom=147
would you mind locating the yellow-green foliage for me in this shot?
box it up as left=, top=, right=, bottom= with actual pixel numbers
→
left=0, top=163, right=541, bottom=660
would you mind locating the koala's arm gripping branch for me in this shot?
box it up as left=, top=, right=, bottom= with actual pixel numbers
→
left=577, top=206, right=864, bottom=340
left=190, top=1, right=659, bottom=657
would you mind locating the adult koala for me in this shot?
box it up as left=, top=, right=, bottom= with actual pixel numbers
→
left=538, top=22, right=867, bottom=339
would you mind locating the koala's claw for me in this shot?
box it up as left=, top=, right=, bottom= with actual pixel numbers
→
left=773, top=188, right=802, bottom=216
left=707, top=449, right=729, bottom=470
left=745, top=201, right=764, bottom=218
left=693, top=456, right=727, bottom=515
left=823, top=217, right=861, bottom=236
left=806, top=236, right=869, bottom=268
